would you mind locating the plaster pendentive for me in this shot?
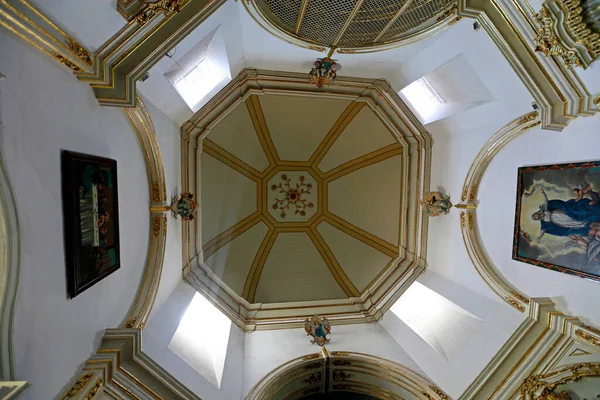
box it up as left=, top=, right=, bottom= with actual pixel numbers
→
left=182, top=68, right=432, bottom=331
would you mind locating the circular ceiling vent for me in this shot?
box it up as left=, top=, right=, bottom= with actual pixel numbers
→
left=243, top=0, right=460, bottom=53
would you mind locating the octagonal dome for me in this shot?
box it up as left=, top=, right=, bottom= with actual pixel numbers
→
left=182, top=69, right=431, bottom=331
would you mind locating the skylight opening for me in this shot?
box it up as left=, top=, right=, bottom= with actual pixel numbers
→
left=169, top=293, right=231, bottom=388
left=400, top=77, right=445, bottom=122
left=390, top=282, right=483, bottom=361
left=173, top=59, right=227, bottom=111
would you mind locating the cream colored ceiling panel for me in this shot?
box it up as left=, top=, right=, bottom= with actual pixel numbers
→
left=328, top=155, right=402, bottom=246
left=259, top=95, right=351, bottom=161
left=206, top=104, right=270, bottom=172
left=254, top=232, right=346, bottom=303
left=317, top=222, right=392, bottom=293
left=200, top=153, right=258, bottom=245
left=318, top=107, right=397, bottom=173
left=204, top=222, right=269, bottom=296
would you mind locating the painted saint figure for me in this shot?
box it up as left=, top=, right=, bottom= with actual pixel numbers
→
left=304, top=315, right=331, bottom=346
left=531, top=186, right=600, bottom=242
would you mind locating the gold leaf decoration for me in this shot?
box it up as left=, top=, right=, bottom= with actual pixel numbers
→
left=68, top=40, right=92, bottom=66
left=54, top=54, right=82, bottom=72
left=63, top=373, right=94, bottom=399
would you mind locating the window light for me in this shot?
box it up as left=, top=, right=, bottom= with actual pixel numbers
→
left=173, top=59, right=227, bottom=111
left=390, top=282, right=483, bottom=360
left=169, top=293, right=231, bottom=388
left=400, top=77, right=444, bottom=121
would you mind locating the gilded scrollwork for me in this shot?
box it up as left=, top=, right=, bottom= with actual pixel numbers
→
left=54, top=54, right=82, bottom=72
left=576, top=329, right=600, bottom=347
left=63, top=373, right=94, bottom=399
left=135, top=0, right=182, bottom=25
left=332, top=370, right=353, bottom=381
left=518, top=111, right=539, bottom=125
left=68, top=39, right=92, bottom=66
left=506, top=296, right=526, bottom=312
left=521, top=363, right=600, bottom=398
left=83, top=380, right=102, bottom=400
left=534, top=8, right=584, bottom=67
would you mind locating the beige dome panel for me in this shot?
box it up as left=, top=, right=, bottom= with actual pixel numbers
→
left=206, top=103, right=270, bottom=172
left=204, top=222, right=269, bottom=296
left=318, top=106, right=397, bottom=173
left=183, top=70, right=431, bottom=330
left=316, top=221, right=393, bottom=292
left=254, top=232, right=346, bottom=303
left=200, top=153, right=258, bottom=245
left=328, top=155, right=402, bottom=246
left=259, top=95, right=352, bottom=161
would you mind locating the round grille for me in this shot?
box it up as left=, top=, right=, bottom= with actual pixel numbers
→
left=246, top=0, right=458, bottom=52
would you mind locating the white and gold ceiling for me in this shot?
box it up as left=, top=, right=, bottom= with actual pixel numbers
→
left=182, top=69, right=432, bottom=330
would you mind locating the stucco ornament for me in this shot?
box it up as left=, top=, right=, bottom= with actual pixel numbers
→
left=170, top=192, right=198, bottom=221
left=304, top=315, right=331, bottom=346
left=421, top=191, right=452, bottom=216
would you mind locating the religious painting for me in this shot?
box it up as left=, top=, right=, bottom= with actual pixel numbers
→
left=513, top=161, right=600, bottom=282
left=61, top=151, right=120, bottom=297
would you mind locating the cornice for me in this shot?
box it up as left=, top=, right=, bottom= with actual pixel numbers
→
left=460, top=298, right=600, bottom=399
left=0, top=0, right=93, bottom=73
left=459, top=0, right=598, bottom=131
left=62, top=329, right=201, bottom=400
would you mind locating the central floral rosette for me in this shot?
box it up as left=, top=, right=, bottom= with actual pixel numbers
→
left=271, top=174, right=314, bottom=218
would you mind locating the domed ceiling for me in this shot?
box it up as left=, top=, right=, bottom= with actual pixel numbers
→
left=182, top=69, right=432, bottom=330
left=243, top=0, right=458, bottom=52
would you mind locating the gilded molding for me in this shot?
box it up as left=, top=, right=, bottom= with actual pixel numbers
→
left=576, top=329, right=600, bottom=348
left=461, top=0, right=598, bottom=131
left=460, top=112, right=540, bottom=312
left=135, top=0, right=182, bottom=25
left=79, top=0, right=226, bottom=106
left=534, top=8, right=583, bottom=67
left=67, top=40, right=92, bottom=66
left=54, top=54, right=82, bottom=72
left=73, top=330, right=201, bottom=400
left=121, top=96, right=168, bottom=330
left=63, top=373, right=94, bottom=399
left=0, top=0, right=93, bottom=74
left=521, top=363, right=600, bottom=397
left=83, top=379, right=102, bottom=400
left=247, top=352, right=448, bottom=400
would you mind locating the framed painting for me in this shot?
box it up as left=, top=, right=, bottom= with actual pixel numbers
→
left=62, top=150, right=120, bottom=297
left=513, top=160, right=600, bottom=282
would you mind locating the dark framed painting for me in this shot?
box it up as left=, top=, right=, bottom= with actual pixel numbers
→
left=62, top=150, right=120, bottom=297
left=513, top=160, right=600, bottom=282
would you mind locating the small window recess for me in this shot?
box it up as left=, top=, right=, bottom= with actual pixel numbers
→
left=400, top=77, right=445, bottom=123
left=164, top=27, right=231, bottom=112
left=390, top=282, right=483, bottom=361
left=169, top=293, right=232, bottom=388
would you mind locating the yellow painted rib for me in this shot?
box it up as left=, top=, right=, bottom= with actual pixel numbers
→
left=203, top=139, right=262, bottom=182
left=307, top=227, right=360, bottom=297
left=246, top=95, right=280, bottom=165
left=323, top=143, right=402, bottom=182
left=309, top=102, right=365, bottom=167
left=323, top=213, right=398, bottom=258
left=202, top=212, right=262, bottom=260
left=243, top=228, right=278, bottom=302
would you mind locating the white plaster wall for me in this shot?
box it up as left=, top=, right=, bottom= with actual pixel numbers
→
left=242, top=322, right=427, bottom=397
left=31, top=0, right=125, bottom=50
left=380, top=271, right=525, bottom=398
left=478, top=115, right=600, bottom=327
left=143, top=281, right=245, bottom=400
left=0, top=32, right=150, bottom=399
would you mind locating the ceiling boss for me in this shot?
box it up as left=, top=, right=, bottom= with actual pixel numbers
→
left=271, top=174, right=314, bottom=219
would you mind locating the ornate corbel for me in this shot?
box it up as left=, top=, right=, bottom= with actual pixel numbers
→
left=533, top=0, right=600, bottom=68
